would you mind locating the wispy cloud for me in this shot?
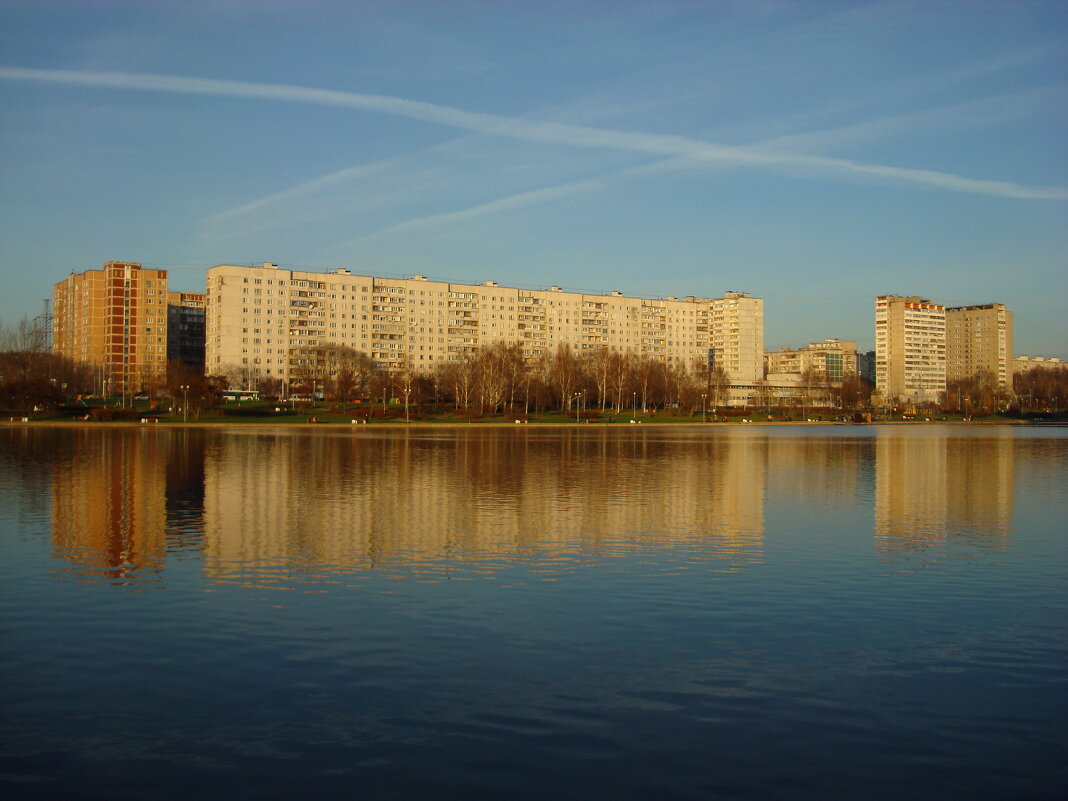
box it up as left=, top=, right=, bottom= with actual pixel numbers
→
left=357, top=88, right=1068, bottom=241
left=360, top=168, right=644, bottom=241
left=208, top=155, right=409, bottom=224
left=3, top=66, right=1066, bottom=201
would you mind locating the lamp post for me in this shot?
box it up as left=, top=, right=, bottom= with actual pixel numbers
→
left=701, top=393, right=707, bottom=422
left=632, top=392, right=637, bottom=417
left=180, top=384, right=189, bottom=423
left=574, top=392, right=582, bottom=422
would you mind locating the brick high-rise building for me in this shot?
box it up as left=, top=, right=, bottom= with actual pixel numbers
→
left=53, top=261, right=169, bottom=394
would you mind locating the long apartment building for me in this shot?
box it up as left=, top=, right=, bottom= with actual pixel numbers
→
left=204, top=262, right=763, bottom=386
left=945, top=303, right=1012, bottom=390
left=875, top=295, right=946, bottom=404
left=53, top=261, right=171, bottom=393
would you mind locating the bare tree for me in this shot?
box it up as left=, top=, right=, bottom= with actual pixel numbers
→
left=607, top=351, right=630, bottom=412
left=476, top=344, right=510, bottom=414
left=322, top=345, right=374, bottom=403
left=632, top=356, right=666, bottom=412
left=395, top=352, right=419, bottom=421
left=584, top=347, right=613, bottom=410
left=836, top=375, right=871, bottom=410
left=707, top=364, right=729, bottom=414
left=0, top=316, right=50, bottom=382
left=166, top=360, right=221, bottom=420
left=549, top=344, right=584, bottom=411
left=437, top=353, right=478, bottom=409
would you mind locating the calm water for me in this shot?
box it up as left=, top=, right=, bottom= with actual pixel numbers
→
left=1, top=425, right=1065, bottom=800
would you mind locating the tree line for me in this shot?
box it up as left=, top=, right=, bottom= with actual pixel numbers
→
left=231, top=342, right=735, bottom=417
left=1014, top=365, right=1068, bottom=411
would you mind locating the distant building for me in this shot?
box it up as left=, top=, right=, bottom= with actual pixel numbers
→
left=710, top=291, right=765, bottom=384
left=53, top=261, right=169, bottom=394
left=945, top=303, right=1012, bottom=390
left=875, top=295, right=946, bottom=404
left=205, top=262, right=764, bottom=391
left=1013, top=356, right=1063, bottom=370
left=857, top=350, right=876, bottom=384
left=167, top=291, right=206, bottom=371
left=764, top=339, right=858, bottom=381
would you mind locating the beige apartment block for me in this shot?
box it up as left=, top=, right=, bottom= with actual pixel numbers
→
left=874, top=295, right=946, bottom=404
left=53, top=261, right=169, bottom=394
left=764, top=338, right=858, bottom=381
left=204, top=262, right=764, bottom=388
left=709, top=291, right=764, bottom=383
left=1013, top=356, right=1063, bottom=370
left=945, top=304, right=1012, bottom=390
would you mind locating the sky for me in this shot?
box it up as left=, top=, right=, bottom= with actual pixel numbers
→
left=1, top=0, right=1065, bottom=354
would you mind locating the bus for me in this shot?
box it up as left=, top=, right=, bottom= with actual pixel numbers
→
left=221, top=390, right=261, bottom=402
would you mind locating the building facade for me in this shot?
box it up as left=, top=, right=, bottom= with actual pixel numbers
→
left=945, top=303, right=1012, bottom=390
left=204, top=263, right=764, bottom=390
left=53, top=261, right=170, bottom=394
left=1012, top=356, right=1063, bottom=370
left=167, top=291, right=206, bottom=371
left=875, top=295, right=946, bottom=404
left=764, top=338, right=858, bottom=381
left=709, top=291, right=764, bottom=383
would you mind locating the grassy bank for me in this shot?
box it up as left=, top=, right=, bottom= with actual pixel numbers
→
left=3, top=401, right=1054, bottom=427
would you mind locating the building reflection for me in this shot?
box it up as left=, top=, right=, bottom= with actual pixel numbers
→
left=51, top=429, right=168, bottom=580
left=875, top=431, right=1014, bottom=550
left=9, top=423, right=1042, bottom=589
left=766, top=437, right=866, bottom=509
left=46, top=429, right=206, bottom=581
left=201, top=429, right=767, bottom=582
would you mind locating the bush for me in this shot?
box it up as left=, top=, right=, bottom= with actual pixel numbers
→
left=222, top=407, right=296, bottom=417
left=88, top=408, right=140, bottom=421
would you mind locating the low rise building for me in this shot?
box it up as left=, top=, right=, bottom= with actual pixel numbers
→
left=1012, top=356, right=1063, bottom=370
left=764, top=339, right=857, bottom=381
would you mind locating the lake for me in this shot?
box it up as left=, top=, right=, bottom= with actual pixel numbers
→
left=1, top=425, right=1065, bottom=800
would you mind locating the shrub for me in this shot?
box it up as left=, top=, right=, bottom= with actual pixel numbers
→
left=88, top=408, right=140, bottom=421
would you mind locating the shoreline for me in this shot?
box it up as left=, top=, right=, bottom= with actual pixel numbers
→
left=1, top=418, right=1038, bottom=429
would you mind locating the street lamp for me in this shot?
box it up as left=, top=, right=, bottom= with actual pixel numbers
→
left=574, top=392, right=582, bottom=422
left=701, top=393, right=707, bottom=422
left=632, top=392, right=637, bottom=417
left=180, top=385, right=189, bottom=423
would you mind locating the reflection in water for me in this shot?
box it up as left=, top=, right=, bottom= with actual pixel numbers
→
left=31, top=428, right=768, bottom=584
left=2, top=425, right=1062, bottom=801
left=201, top=429, right=767, bottom=583
left=766, top=437, right=868, bottom=509
left=7, top=425, right=1029, bottom=585
left=51, top=429, right=168, bottom=582
left=874, top=430, right=1014, bottom=550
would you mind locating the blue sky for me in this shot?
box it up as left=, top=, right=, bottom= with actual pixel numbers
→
left=1, top=0, right=1065, bottom=354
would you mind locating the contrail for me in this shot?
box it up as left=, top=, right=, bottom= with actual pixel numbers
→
left=2, top=66, right=1066, bottom=200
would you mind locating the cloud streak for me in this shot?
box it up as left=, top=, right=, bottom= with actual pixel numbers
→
left=358, top=89, right=1068, bottom=240
left=3, top=66, right=1067, bottom=200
